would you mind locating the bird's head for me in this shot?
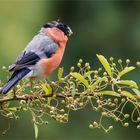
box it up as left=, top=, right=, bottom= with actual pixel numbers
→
left=42, top=20, right=73, bottom=37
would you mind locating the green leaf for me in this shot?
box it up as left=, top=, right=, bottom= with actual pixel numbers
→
left=71, top=72, right=89, bottom=88
left=99, top=91, right=120, bottom=97
left=32, top=114, right=38, bottom=139
left=121, top=91, right=136, bottom=100
left=41, top=84, right=52, bottom=94
left=84, top=71, right=94, bottom=78
left=57, top=67, right=63, bottom=79
left=41, top=84, right=52, bottom=104
left=34, top=123, right=38, bottom=139
left=117, top=80, right=138, bottom=89
left=132, top=88, right=140, bottom=96
left=70, top=82, right=76, bottom=97
left=8, top=107, right=17, bottom=111
left=118, top=66, right=135, bottom=78
left=90, top=77, right=107, bottom=90
left=96, top=54, right=112, bottom=77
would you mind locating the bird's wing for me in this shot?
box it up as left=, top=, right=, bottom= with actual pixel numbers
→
left=9, top=34, right=58, bottom=71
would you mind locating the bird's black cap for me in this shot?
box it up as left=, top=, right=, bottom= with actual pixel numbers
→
left=43, top=19, right=73, bottom=36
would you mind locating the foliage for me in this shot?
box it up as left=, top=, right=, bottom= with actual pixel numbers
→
left=0, top=55, right=140, bottom=138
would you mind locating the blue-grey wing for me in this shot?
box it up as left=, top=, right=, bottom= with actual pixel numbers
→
left=9, top=34, right=58, bottom=71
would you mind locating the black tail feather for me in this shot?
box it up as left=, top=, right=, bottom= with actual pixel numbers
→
left=0, top=68, right=31, bottom=94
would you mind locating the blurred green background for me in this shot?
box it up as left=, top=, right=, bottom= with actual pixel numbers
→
left=0, top=0, right=140, bottom=139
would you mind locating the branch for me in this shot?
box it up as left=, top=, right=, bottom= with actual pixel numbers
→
left=0, top=55, right=140, bottom=136
left=0, top=92, right=85, bottom=103
left=0, top=92, right=139, bottom=104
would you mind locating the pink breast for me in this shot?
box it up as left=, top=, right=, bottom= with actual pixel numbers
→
left=39, top=47, right=65, bottom=77
left=39, top=27, right=68, bottom=77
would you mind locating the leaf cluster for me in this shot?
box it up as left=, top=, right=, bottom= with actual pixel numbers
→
left=0, top=55, right=140, bottom=138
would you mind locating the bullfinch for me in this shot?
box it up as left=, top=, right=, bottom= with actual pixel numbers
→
left=0, top=20, right=73, bottom=94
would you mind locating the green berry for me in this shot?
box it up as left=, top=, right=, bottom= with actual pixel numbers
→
left=124, top=114, right=129, bottom=119
left=93, top=121, right=98, bottom=127
left=89, top=124, right=93, bottom=128
left=20, top=100, right=26, bottom=105
left=111, top=67, right=114, bottom=71
left=17, top=84, right=21, bottom=88
left=117, top=89, right=121, bottom=93
left=94, top=70, right=98, bottom=74
left=77, top=63, right=81, bottom=67
left=79, top=59, right=83, bottom=63
left=118, top=59, right=122, bottom=64
left=114, top=98, right=118, bottom=103
left=79, top=102, right=84, bottom=106
left=121, top=98, right=126, bottom=103
left=98, top=68, right=102, bottom=71
left=110, top=57, right=114, bottom=61
left=102, top=112, right=107, bottom=117
left=123, top=122, right=129, bottom=127
left=108, top=126, right=113, bottom=130
left=51, top=81, right=55, bottom=85
left=112, top=63, right=116, bottom=67
left=87, top=66, right=91, bottom=70
left=2, top=66, right=6, bottom=70
left=137, top=125, right=140, bottom=129
left=70, top=66, right=74, bottom=71
left=114, top=117, right=120, bottom=122
left=137, top=117, right=140, bottom=122
left=136, top=62, right=140, bottom=67
left=85, top=63, right=89, bottom=67
left=60, top=109, right=65, bottom=113
left=64, top=113, right=68, bottom=118
left=103, top=72, right=107, bottom=76
left=126, top=59, right=130, bottom=64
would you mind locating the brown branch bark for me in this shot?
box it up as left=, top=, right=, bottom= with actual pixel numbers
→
left=0, top=93, right=139, bottom=104
left=0, top=93, right=82, bottom=103
left=0, top=94, right=57, bottom=103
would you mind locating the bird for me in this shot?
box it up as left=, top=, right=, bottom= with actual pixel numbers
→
left=0, top=20, right=73, bottom=94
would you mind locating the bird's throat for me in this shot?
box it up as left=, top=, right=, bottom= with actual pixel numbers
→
left=46, top=27, right=68, bottom=45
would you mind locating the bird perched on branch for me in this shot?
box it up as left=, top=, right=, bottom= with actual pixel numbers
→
left=0, top=20, right=73, bottom=94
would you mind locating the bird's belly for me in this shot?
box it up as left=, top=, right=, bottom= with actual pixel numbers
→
left=28, top=46, right=65, bottom=78
left=24, top=63, right=45, bottom=78
left=25, top=58, right=61, bottom=79
left=38, top=53, right=63, bottom=77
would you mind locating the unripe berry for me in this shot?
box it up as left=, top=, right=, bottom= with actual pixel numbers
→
left=136, top=62, right=140, bottom=67
left=118, top=59, right=122, bottom=64
left=79, top=59, right=83, bottom=63
left=20, top=100, right=26, bottom=105
left=121, top=98, right=126, bottom=103
left=108, top=126, right=113, bottom=130
left=137, top=117, right=140, bottom=122
left=102, top=112, right=107, bottom=117
left=126, top=59, right=130, bottom=64
left=85, top=63, right=90, bottom=67
left=110, top=57, right=114, bottom=61
left=137, top=125, right=140, bottom=129
left=123, top=122, right=129, bottom=127
left=112, top=63, right=116, bottom=67
left=103, top=72, right=107, bottom=76
left=2, top=66, right=6, bottom=70
left=93, top=121, right=98, bottom=127
left=70, top=66, right=75, bottom=71
left=77, top=63, right=81, bottom=67
left=114, top=98, right=118, bottom=103
left=17, top=85, right=21, bottom=88
left=124, top=114, right=129, bottom=119
left=89, top=124, right=93, bottom=128
left=94, top=70, right=98, bottom=74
